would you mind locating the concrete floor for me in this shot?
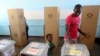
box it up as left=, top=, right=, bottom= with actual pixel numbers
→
left=0, top=36, right=100, bottom=56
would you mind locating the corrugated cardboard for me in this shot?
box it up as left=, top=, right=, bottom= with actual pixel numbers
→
left=44, top=7, right=59, bottom=48
left=79, top=6, right=100, bottom=50
left=8, top=9, right=27, bottom=46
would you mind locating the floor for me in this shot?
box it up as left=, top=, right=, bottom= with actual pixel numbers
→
left=0, top=36, right=100, bottom=56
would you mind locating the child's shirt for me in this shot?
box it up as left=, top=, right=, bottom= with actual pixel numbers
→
left=48, top=42, right=55, bottom=56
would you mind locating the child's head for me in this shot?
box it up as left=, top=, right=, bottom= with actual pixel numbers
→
left=46, top=34, right=53, bottom=42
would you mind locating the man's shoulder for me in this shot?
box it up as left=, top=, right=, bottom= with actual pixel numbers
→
left=67, top=13, right=73, bottom=18
left=69, top=13, right=73, bottom=16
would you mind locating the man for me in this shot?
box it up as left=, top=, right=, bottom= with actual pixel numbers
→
left=64, top=4, right=89, bottom=44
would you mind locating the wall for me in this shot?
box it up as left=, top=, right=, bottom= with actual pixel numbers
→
left=0, top=0, right=100, bottom=37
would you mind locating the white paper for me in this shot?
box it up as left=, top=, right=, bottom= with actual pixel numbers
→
left=37, top=49, right=44, bottom=55
left=30, top=42, right=40, bottom=48
left=26, top=48, right=39, bottom=55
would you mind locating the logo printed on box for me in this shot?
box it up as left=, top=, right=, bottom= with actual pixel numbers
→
left=14, top=33, right=17, bottom=37
left=87, top=13, right=93, bottom=17
left=48, top=13, right=53, bottom=19
left=11, top=16, right=14, bottom=20
left=19, top=15, right=23, bottom=19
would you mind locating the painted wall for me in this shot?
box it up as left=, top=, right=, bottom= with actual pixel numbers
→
left=0, top=0, right=100, bottom=37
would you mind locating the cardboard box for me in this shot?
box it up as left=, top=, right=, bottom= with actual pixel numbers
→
left=79, top=6, right=100, bottom=50
left=61, top=44, right=90, bottom=56
left=8, top=9, right=28, bottom=46
left=20, top=42, right=49, bottom=56
left=44, top=7, right=59, bottom=47
left=0, top=39, right=15, bottom=56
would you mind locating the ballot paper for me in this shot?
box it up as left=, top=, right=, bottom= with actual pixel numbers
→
left=69, top=49, right=82, bottom=56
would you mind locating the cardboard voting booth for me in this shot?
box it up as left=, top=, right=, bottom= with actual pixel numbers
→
left=8, top=9, right=28, bottom=46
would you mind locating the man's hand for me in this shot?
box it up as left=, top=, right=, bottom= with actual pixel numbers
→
left=69, top=39, right=75, bottom=44
left=78, top=29, right=90, bottom=38
left=84, top=33, right=90, bottom=38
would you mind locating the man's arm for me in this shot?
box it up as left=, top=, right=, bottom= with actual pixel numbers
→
left=78, top=28, right=86, bottom=36
left=66, top=24, right=71, bottom=40
left=78, top=28, right=90, bottom=38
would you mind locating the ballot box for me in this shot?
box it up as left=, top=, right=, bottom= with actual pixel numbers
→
left=0, top=39, right=15, bottom=56
left=61, top=43, right=90, bottom=56
left=20, top=42, right=49, bottom=56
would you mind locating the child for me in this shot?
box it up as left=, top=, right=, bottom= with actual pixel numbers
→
left=46, top=34, right=55, bottom=56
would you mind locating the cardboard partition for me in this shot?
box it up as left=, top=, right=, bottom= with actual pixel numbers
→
left=79, top=6, right=100, bottom=51
left=8, top=9, right=27, bottom=46
left=44, top=7, right=59, bottom=48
